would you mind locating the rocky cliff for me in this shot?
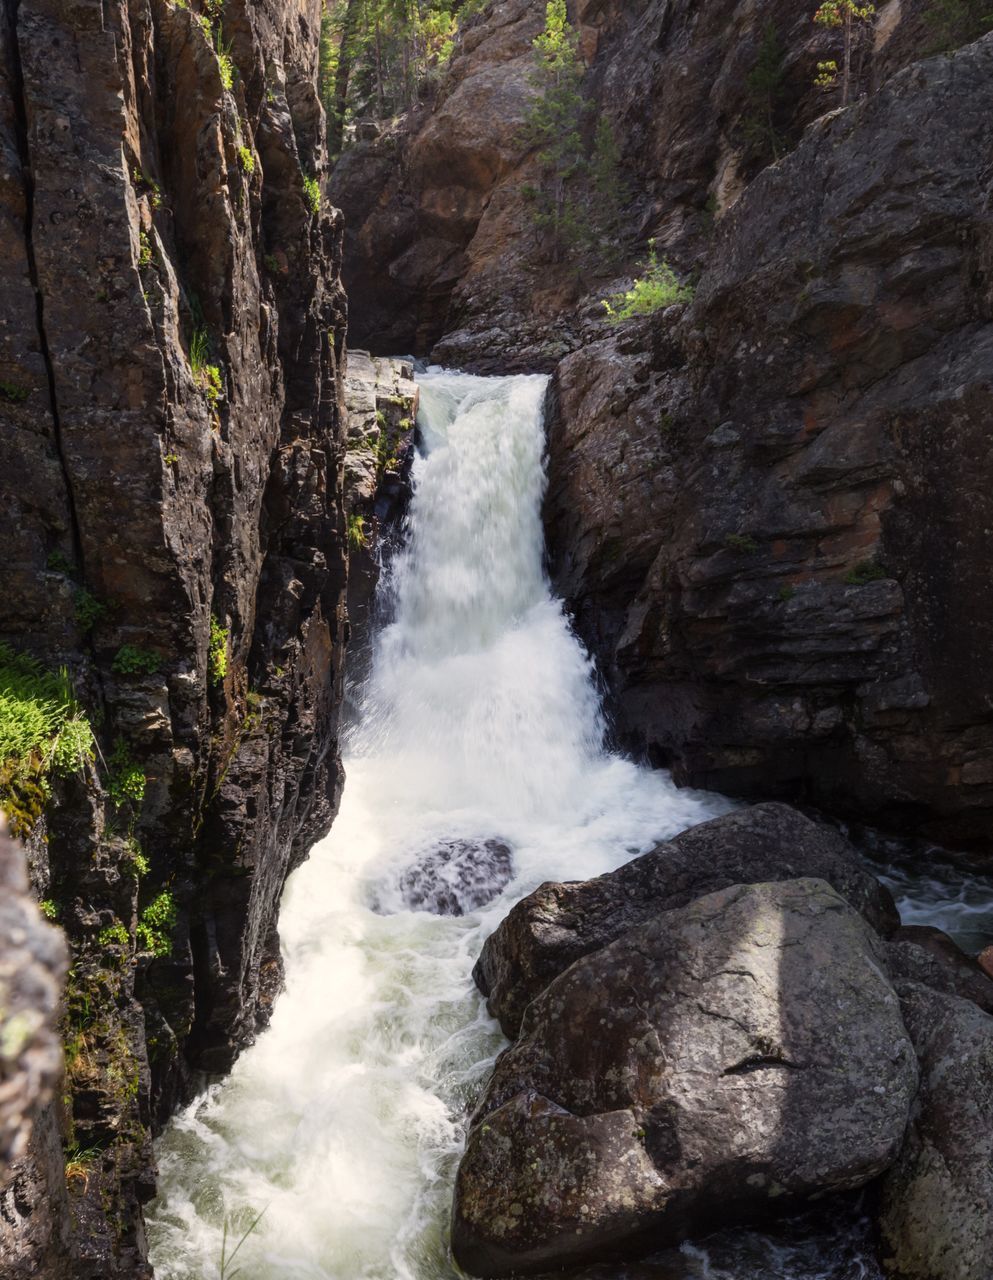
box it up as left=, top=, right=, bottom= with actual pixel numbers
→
left=330, top=0, right=993, bottom=850
left=0, top=0, right=348, bottom=1270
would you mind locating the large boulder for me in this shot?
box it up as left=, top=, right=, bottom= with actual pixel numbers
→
left=474, top=803, right=898, bottom=1037
left=454, top=878, right=918, bottom=1277
left=878, top=983, right=993, bottom=1280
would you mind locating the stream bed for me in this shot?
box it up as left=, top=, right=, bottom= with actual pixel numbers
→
left=147, top=370, right=991, bottom=1280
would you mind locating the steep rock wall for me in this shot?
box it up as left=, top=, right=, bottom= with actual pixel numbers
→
left=0, top=0, right=347, bottom=1271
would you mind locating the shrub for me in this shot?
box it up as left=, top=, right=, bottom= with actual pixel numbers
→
left=124, top=836, right=150, bottom=878
left=138, top=230, right=153, bottom=268
left=136, top=890, right=177, bottom=957
left=46, top=550, right=74, bottom=575
left=347, top=513, right=368, bottom=551
left=602, top=242, right=694, bottom=323
left=107, top=739, right=146, bottom=809
left=238, top=145, right=255, bottom=174
left=74, top=589, right=106, bottom=631
left=0, top=380, right=29, bottom=403
left=302, top=174, right=321, bottom=215
left=40, top=899, right=59, bottom=921
left=189, top=327, right=224, bottom=408
left=845, top=559, right=887, bottom=585
left=98, top=921, right=130, bottom=949
left=112, top=645, right=161, bottom=676
left=0, top=645, right=94, bottom=832
left=208, top=615, right=229, bottom=686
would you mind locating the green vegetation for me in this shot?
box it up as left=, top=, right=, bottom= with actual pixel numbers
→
left=0, top=645, right=94, bottom=834
left=302, top=173, right=321, bottom=215
left=138, top=230, right=153, bottom=268
left=46, top=550, right=74, bottom=575
left=112, top=645, right=161, bottom=676
left=778, top=584, right=796, bottom=602
left=742, top=21, right=786, bottom=163
left=347, top=513, right=369, bottom=551
left=123, top=835, right=150, bottom=878
left=725, top=533, right=759, bottom=553
left=74, top=589, right=106, bottom=631
left=845, top=559, right=887, bottom=585
left=0, top=379, right=29, bottom=403
left=190, top=327, right=224, bottom=408
left=812, top=2, right=876, bottom=105
left=136, top=890, right=177, bottom=958
left=164, top=452, right=180, bottom=466
left=602, top=242, right=694, bottom=323
left=519, top=1, right=626, bottom=263
left=209, top=614, right=229, bottom=686
left=924, top=0, right=993, bottom=49
left=219, top=1206, right=268, bottom=1280
left=40, top=899, right=59, bottom=921
left=64, top=1143, right=101, bottom=1190
left=264, top=253, right=281, bottom=274
left=107, top=739, right=146, bottom=809
left=98, top=921, right=130, bottom=949
left=238, top=145, right=255, bottom=174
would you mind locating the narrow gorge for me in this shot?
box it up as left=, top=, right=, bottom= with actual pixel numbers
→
left=0, top=1, right=991, bottom=1279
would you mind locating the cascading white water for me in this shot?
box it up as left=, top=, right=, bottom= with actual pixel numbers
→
left=147, top=370, right=726, bottom=1279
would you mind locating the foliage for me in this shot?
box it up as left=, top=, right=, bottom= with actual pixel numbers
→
left=347, top=513, right=369, bottom=550
left=778, top=584, right=796, bottom=602
left=74, top=589, right=106, bottom=631
left=64, top=1143, right=101, bottom=1190
left=40, top=899, right=59, bottom=921
left=209, top=614, right=229, bottom=686
left=237, top=145, right=255, bottom=174
left=0, top=379, right=29, bottom=403
left=812, top=1, right=876, bottom=105
left=302, top=173, right=321, bottom=214
left=924, top=0, right=993, bottom=49
left=743, top=21, right=786, bottom=162
left=136, top=890, right=177, bottom=958
left=725, top=533, right=759, bottom=553
left=98, top=922, right=130, bottom=949
left=138, top=231, right=153, bottom=268
left=602, top=242, right=693, bottom=323
left=107, top=739, right=146, bottom=809
left=112, top=645, right=161, bottom=676
left=0, top=645, right=93, bottom=833
left=190, top=327, right=224, bottom=408
left=124, top=836, right=150, bottom=878
left=845, top=559, right=886, bottom=585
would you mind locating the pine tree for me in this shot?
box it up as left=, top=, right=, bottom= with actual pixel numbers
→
left=813, top=1, right=876, bottom=106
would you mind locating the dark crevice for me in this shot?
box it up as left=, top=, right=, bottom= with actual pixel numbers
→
left=723, top=1054, right=801, bottom=1077
left=5, top=0, right=87, bottom=579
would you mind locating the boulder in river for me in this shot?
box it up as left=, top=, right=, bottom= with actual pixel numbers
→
left=474, top=803, right=899, bottom=1037
left=453, top=878, right=918, bottom=1278
left=878, top=983, right=993, bottom=1280
left=374, top=837, right=514, bottom=916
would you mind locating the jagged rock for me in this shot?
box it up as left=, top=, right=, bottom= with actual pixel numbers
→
left=394, top=837, right=514, bottom=916
left=878, top=983, right=993, bottom=1280
left=885, top=925, right=993, bottom=1015
left=545, top=34, right=993, bottom=848
left=454, top=878, right=917, bottom=1277
left=475, top=803, right=898, bottom=1038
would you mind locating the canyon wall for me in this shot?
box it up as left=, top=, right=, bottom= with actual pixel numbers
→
left=332, top=0, right=993, bottom=849
left=0, top=0, right=348, bottom=1270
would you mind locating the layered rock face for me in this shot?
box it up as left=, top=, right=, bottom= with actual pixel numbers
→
left=0, top=0, right=347, bottom=1270
left=457, top=805, right=993, bottom=1278
left=545, top=34, right=993, bottom=848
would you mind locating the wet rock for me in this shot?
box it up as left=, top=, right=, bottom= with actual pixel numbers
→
left=475, top=802, right=898, bottom=1038
left=878, top=983, right=993, bottom=1280
left=394, top=837, right=514, bottom=917
left=454, top=879, right=917, bottom=1277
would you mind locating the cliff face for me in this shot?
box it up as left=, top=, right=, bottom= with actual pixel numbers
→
left=329, top=0, right=993, bottom=850
left=0, top=0, right=347, bottom=1270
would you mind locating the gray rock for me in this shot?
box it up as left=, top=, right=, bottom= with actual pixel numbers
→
left=475, top=803, right=898, bottom=1037
left=878, top=983, right=993, bottom=1280
left=454, top=878, right=917, bottom=1277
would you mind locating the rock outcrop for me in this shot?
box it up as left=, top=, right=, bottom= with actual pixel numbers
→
left=475, top=802, right=899, bottom=1037
left=878, top=983, right=993, bottom=1280
left=545, top=33, right=993, bottom=848
left=0, top=0, right=347, bottom=1269
left=455, top=877, right=918, bottom=1277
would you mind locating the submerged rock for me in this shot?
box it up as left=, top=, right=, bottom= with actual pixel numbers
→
left=475, top=803, right=898, bottom=1037
left=454, top=878, right=917, bottom=1278
left=878, top=983, right=993, bottom=1280
left=376, top=837, right=514, bottom=917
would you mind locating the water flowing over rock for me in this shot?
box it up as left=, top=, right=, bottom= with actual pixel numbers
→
left=454, top=878, right=918, bottom=1278
left=475, top=802, right=899, bottom=1038
left=878, top=983, right=993, bottom=1280
left=389, top=837, right=515, bottom=917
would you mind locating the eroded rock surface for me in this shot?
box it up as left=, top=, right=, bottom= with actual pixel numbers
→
left=455, top=878, right=917, bottom=1277
left=878, top=983, right=993, bottom=1280
left=475, top=802, right=898, bottom=1037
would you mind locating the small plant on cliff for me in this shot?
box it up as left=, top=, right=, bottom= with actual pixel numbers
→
left=189, top=327, right=224, bottom=408
left=725, top=533, right=759, bottom=553
left=302, top=173, right=321, bottom=215
left=136, top=890, right=177, bottom=958
left=208, top=614, right=229, bottom=686
left=812, top=1, right=876, bottom=106
left=0, top=379, right=29, bottom=403
left=742, top=21, right=787, bottom=163
left=112, top=645, right=161, bottom=676
left=138, top=230, right=153, bottom=268
left=924, top=0, right=993, bottom=49
left=601, top=242, right=694, bottom=323
left=844, top=559, right=887, bottom=585
left=74, top=589, right=106, bottom=632
left=40, top=899, right=59, bottom=921
left=0, top=645, right=94, bottom=834
left=237, top=144, right=255, bottom=175
left=64, top=1143, right=101, bottom=1191
left=347, top=513, right=369, bottom=551
left=98, top=921, right=130, bottom=950
left=107, top=739, right=146, bottom=809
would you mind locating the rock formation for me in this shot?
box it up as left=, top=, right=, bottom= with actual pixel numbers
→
left=456, top=875, right=918, bottom=1276
left=0, top=0, right=347, bottom=1268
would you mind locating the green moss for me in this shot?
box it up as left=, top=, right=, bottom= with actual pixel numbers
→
left=725, top=533, right=759, bottom=554
left=208, top=615, right=229, bottom=686
left=107, top=739, right=146, bottom=809
left=112, top=645, right=161, bottom=676
left=46, top=550, right=75, bottom=575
